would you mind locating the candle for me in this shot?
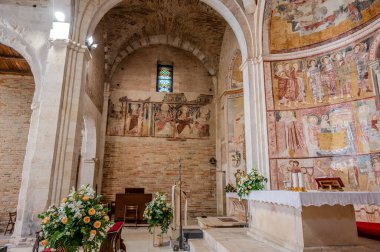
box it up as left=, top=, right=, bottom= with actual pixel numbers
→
left=298, top=173, right=305, bottom=190
left=292, top=173, right=299, bottom=189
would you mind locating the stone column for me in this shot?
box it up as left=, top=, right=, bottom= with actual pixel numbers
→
left=240, top=56, right=269, bottom=180
left=96, top=83, right=110, bottom=193
left=50, top=41, right=91, bottom=204
left=13, top=39, right=71, bottom=240
left=369, top=60, right=380, bottom=97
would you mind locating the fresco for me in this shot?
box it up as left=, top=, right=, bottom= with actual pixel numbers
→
left=266, top=31, right=380, bottom=222
left=107, top=93, right=213, bottom=139
left=267, top=0, right=380, bottom=53
left=227, top=94, right=246, bottom=186
left=271, top=36, right=375, bottom=110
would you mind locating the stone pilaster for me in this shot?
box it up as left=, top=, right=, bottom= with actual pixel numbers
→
left=96, top=83, right=111, bottom=193
left=12, top=39, right=72, bottom=240
left=240, top=56, right=270, bottom=182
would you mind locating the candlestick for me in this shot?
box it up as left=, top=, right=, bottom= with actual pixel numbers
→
left=292, top=173, right=299, bottom=191
left=298, top=173, right=305, bottom=192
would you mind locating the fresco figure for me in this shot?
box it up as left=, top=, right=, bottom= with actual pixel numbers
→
left=155, top=103, right=175, bottom=137
left=373, top=157, right=380, bottom=186
left=194, top=107, right=210, bottom=137
left=321, top=56, right=337, bottom=100
left=333, top=52, right=352, bottom=99
left=292, top=63, right=307, bottom=104
left=352, top=43, right=371, bottom=96
left=176, top=105, right=193, bottom=137
left=125, top=103, right=143, bottom=136
left=277, top=111, right=307, bottom=157
left=302, top=115, right=320, bottom=157
left=275, top=63, right=290, bottom=106
left=307, top=60, right=324, bottom=104
left=286, top=63, right=299, bottom=107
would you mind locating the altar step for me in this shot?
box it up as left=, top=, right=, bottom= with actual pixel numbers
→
left=189, top=228, right=286, bottom=252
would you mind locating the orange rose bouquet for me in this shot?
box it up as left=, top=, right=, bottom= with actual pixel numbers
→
left=38, top=185, right=113, bottom=252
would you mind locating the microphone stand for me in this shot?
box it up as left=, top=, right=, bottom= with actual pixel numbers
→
left=178, top=159, right=183, bottom=250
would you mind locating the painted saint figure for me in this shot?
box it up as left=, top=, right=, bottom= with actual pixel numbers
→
left=275, top=63, right=290, bottom=106
left=333, top=52, right=352, bottom=99
left=352, top=43, right=371, bottom=96
left=307, top=60, right=323, bottom=104
left=155, top=103, right=175, bottom=137
left=176, top=105, right=193, bottom=137
left=321, top=56, right=337, bottom=100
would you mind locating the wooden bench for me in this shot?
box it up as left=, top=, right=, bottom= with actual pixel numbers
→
left=100, top=221, right=126, bottom=252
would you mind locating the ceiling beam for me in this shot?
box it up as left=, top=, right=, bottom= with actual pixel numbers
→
left=0, top=69, right=33, bottom=76
left=0, top=55, right=27, bottom=61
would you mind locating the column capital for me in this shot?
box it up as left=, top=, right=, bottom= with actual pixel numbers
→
left=239, top=55, right=263, bottom=71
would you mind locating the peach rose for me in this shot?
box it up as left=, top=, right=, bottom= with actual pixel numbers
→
left=90, top=230, right=97, bottom=236
left=103, top=215, right=110, bottom=222
left=83, top=216, right=91, bottom=224
left=88, top=208, right=96, bottom=216
left=41, top=240, right=48, bottom=246
left=61, top=217, right=68, bottom=224
left=82, top=196, right=90, bottom=201
left=93, top=221, right=102, bottom=229
left=42, top=217, right=50, bottom=224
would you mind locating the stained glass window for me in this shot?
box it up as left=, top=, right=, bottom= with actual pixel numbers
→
left=156, top=64, right=173, bottom=92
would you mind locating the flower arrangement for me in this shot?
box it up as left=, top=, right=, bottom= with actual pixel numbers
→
left=224, top=183, right=237, bottom=193
left=38, top=185, right=113, bottom=252
left=236, top=169, right=268, bottom=199
left=143, top=192, right=173, bottom=234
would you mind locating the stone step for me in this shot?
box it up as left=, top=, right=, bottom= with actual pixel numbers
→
left=202, top=228, right=285, bottom=252
left=189, top=239, right=212, bottom=252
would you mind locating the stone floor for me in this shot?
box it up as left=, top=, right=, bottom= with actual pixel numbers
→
left=1, top=227, right=380, bottom=252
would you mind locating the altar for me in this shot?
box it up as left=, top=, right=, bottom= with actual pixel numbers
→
left=232, top=191, right=380, bottom=252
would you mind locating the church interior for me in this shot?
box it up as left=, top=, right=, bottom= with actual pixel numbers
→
left=1, top=0, right=380, bottom=251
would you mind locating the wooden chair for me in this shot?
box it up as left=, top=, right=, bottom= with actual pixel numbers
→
left=4, top=212, right=16, bottom=235
left=124, top=205, right=138, bottom=227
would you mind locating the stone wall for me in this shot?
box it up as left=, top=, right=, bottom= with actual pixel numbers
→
left=102, top=45, right=217, bottom=219
left=265, top=29, right=380, bottom=222
left=103, top=137, right=216, bottom=219
left=0, top=75, right=34, bottom=231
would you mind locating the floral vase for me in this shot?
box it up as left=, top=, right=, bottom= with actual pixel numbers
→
left=153, top=226, right=163, bottom=247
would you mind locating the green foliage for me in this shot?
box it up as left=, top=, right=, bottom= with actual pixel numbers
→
left=38, top=185, right=113, bottom=252
left=236, top=169, right=268, bottom=199
left=143, top=192, right=173, bottom=234
left=224, top=183, right=237, bottom=193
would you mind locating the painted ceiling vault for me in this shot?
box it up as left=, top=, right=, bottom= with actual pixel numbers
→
left=266, top=0, right=380, bottom=53
left=99, top=0, right=227, bottom=76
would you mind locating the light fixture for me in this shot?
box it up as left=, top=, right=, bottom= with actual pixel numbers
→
left=86, top=36, right=98, bottom=50
left=54, top=11, right=65, bottom=22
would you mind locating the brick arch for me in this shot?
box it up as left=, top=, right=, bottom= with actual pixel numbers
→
left=108, top=35, right=216, bottom=80
left=73, top=0, right=252, bottom=61
left=0, top=19, right=42, bottom=104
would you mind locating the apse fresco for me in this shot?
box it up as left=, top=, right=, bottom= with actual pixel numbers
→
left=271, top=36, right=375, bottom=110
left=267, top=0, right=380, bottom=53
left=266, top=31, right=380, bottom=222
left=106, top=93, right=213, bottom=139
left=226, top=94, right=246, bottom=186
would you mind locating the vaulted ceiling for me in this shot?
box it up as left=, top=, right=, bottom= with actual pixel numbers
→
left=0, top=43, right=32, bottom=76
left=99, top=0, right=227, bottom=74
left=0, top=0, right=49, bottom=7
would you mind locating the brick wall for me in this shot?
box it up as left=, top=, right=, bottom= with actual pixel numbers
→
left=0, top=75, right=34, bottom=232
left=102, top=137, right=217, bottom=219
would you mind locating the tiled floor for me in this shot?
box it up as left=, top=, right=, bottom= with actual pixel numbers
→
left=122, top=227, right=173, bottom=251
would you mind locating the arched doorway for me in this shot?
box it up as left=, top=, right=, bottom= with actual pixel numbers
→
left=0, top=43, right=35, bottom=234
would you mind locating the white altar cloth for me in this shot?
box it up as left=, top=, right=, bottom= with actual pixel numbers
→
left=228, top=191, right=380, bottom=211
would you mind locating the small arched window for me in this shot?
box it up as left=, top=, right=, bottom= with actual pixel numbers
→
left=156, top=64, right=173, bottom=92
